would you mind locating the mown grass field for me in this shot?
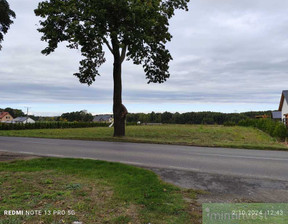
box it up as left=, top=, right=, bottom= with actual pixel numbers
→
left=0, top=158, right=201, bottom=224
left=0, top=124, right=286, bottom=150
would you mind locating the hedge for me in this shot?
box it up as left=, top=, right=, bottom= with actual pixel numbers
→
left=0, top=122, right=109, bottom=130
left=238, top=119, right=288, bottom=140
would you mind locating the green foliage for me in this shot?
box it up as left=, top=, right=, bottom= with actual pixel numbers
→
left=60, top=110, right=93, bottom=122
left=0, top=108, right=25, bottom=118
left=65, top=183, right=82, bottom=190
left=223, top=121, right=236, bottom=126
left=126, top=110, right=272, bottom=125
left=34, top=0, right=190, bottom=85
left=0, top=121, right=108, bottom=130
left=0, top=0, right=15, bottom=50
left=238, top=118, right=288, bottom=140
left=273, top=123, right=288, bottom=139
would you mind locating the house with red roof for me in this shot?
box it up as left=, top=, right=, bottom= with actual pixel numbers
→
left=0, top=112, right=14, bottom=123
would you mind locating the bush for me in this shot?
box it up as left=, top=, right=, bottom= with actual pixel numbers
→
left=238, top=118, right=287, bottom=140
left=273, top=123, right=288, bottom=140
left=126, top=122, right=137, bottom=126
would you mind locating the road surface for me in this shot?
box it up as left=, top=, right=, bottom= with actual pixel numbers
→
left=0, top=136, right=287, bottom=181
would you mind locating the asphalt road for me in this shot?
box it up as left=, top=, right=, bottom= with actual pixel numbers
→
left=0, top=136, right=288, bottom=181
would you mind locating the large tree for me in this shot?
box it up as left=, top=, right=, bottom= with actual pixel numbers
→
left=1, top=107, right=25, bottom=118
left=0, top=0, right=15, bottom=50
left=35, top=0, right=189, bottom=136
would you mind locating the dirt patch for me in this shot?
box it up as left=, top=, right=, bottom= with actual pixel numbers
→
left=0, top=151, right=41, bottom=161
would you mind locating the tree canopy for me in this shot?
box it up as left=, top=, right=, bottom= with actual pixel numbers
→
left=0, top=107, right=25, bottom=118
left=35, top=0, right=189, bottom=84
left=60, top=110, right=94, bottom=122
left=0, top=0, right=15, bottom=50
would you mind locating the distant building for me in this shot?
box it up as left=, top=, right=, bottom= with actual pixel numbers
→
left=93, top=114, right=113, bottom=123
left=272, top=111, right=282, bottom=120
left=0, top=112, right=13, bottom=123
left=278, top=90, right=288, bottom=125
left=13, top=117, right=35, bottom=124
left=255, top=114, right=271, bottom=119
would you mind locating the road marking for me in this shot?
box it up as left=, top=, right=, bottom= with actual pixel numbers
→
left=10, top=140, right=60, bottom=146
left=18, top=151, right=67, bottom=158
left=168, top=166, right=201, bottom=172
left=183, top=151, right=288, bottom=161
left=119, top=161, right=146, bottom=166
left=18, top=151, right=36, bottom=155
left=45, top=154, right=67, bottom=158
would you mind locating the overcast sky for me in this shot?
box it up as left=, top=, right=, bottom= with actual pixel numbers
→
left=1, top=0, right=288, bottom=116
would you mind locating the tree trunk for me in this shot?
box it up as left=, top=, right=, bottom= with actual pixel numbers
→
left=113, top=48, right=127, bottom=137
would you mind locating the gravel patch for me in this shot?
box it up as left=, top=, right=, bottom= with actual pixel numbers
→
left=146, top=167, right=288, bottom=203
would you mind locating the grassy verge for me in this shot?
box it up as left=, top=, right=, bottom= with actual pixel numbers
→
left=0, top=158, right=201, bottom=224
left=0, top=124, right=286, bottom=150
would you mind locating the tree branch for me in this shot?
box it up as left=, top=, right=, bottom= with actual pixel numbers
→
left=120, top=45, right=127, bottom=63
left=103, top=38, right=113, bottom=54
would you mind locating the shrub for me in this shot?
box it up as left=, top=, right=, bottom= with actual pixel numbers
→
left=273, top=123, right=288, bottom=140
left=238, top=118, right=287, bottom=140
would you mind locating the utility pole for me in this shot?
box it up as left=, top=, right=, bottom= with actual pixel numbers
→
left=24, top=107, right=31, bottom=124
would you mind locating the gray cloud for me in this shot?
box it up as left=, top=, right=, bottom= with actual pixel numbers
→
left=0, top=82, right=112, bottom=103
left=1, top=0, right=288, bottom=113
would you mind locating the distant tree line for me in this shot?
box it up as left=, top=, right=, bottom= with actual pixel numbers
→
left=0, top=107, right=274, bottom=125
left=126, top=111, right=273, bottom=125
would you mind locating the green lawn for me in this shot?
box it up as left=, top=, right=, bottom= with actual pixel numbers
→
left=0, top=124, right=287, bottom=150
left=0, top=158, right=201, bottom=224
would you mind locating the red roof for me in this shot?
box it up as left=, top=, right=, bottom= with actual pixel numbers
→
left=0, top=112, right=9, bottom=119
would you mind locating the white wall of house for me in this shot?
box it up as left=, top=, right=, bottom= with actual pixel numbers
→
left=281, top=98, right=288, bottom=120
left=25, top=118, right=35, bottom=124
